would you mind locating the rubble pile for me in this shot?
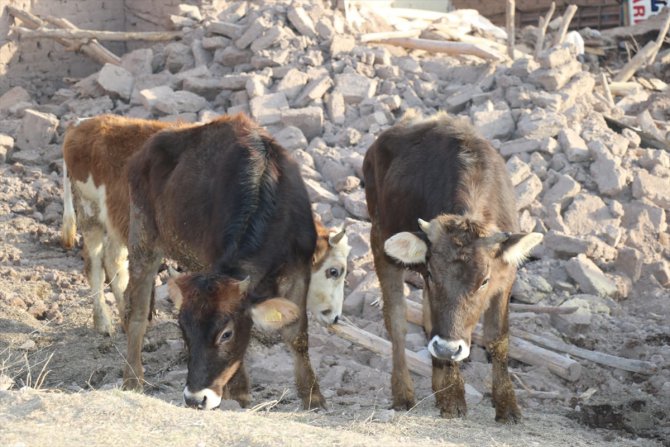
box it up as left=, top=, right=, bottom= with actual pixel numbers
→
left=0, top=0, right=668, bottom=443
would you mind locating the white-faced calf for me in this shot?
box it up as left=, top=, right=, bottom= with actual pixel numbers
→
left=363, top=111, right=543, bottom=423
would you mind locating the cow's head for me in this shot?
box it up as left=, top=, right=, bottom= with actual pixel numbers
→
left=170, top=273, right=299, bottom=410
left=384, top=215, right=542, bottom=362
left=307, top=228, right=350, bottom=325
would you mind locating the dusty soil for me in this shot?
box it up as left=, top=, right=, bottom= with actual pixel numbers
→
left=0, top=160, right=666, bottom=446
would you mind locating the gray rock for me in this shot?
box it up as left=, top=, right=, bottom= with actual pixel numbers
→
left=500, top=137, right=542, bottom=157
left=249, top=93, right=288, bottom=125
left=236, top=18, right=270, bottom=49
left=276, top=69, right=310, bottom=101
left=615, top=247, right=643, bottom=282
left=516, top=109, right=567, bottom=139
left=566, top=254, right=618, bottom=297
left=326, top=92, right=346, bottom=125
left=281, top=107, right=323, bottom=140
left=294, top=76, right=333, bottom=108
left=165, top=42, right=194, bottom=73
left=563, top=193, right=619, bottom=237
left=342, top=189, right=369, bottom=220
left=206, top=21, right=245, bottom=39
left=330, top=35, right=355, bottom=57
left=334, top=73, right=377, bottom=104
left=304, top=178, right=338, bottom=204
left=528, top=60, right=581, bottom=91
left=515, top=173, right=542, bottom=210
left=632, top=170, right=670, bottom=209
left=506, top=156, right=531, bottom=186
left=537, top=44, right=575, bottom=69
left=15, top=110, right=58, bottom=151
left=542, top=173, right=581, bottom=210
left=154, top=90, right=209, bottom=115
left=470, top=101, right=515, bottom=140
left=97, top=64, right=134, bottom=101
left=287, top=6, right=317, bottom=38
left=558, top=129, right=590, bottom=162
left=590, top=157, right=628, bottom=196
left=274, top=126, right=307, bottom=151
left=250, top=25, right=283, bottom=52
left=0, top=86, right=31, bottom=112
left=121, top=48, right=154, bottom=76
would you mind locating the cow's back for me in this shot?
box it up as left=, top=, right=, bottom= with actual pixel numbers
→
left=63, top=115, right=178, bottom=241
left=363, top=113, right=518, bottom=240
left=127, top=114, right=316, bottom=293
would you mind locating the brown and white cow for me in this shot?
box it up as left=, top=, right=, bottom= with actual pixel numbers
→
left=61, top=115, right=349, bottom=334
left=61, top=114, right=348, bottom=409
left=363, top=111, right=543, bottom=423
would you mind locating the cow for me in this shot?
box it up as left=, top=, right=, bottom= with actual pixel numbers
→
left=61, top=114, right=349, bottom=409
left=61, top=114, right=349, bottom=335
left=362, top=111, right=543, bottom=423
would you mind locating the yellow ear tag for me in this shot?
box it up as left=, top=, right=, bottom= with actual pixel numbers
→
left=268, top=309, right=283, bottom=323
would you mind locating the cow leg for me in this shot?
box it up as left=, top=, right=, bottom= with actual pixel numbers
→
left=223, top=362, right=250, bottom=408
left=103, top=233, right=129, bottom=328
left=279, top=268, right=326, bottom=410
left=371, top=224, right=415, bottom=410
left=123, top=206, right=162, bottom=392
left=82, top=225, right=114, bottom=335
left=483, top=290, right=520, bottom=423
left=432, top=358, right=467, bottom=418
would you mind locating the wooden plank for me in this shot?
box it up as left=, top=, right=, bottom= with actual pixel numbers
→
left=15, top=26, right=184, bottom=42
left=364, top=37, right=504, bottom=60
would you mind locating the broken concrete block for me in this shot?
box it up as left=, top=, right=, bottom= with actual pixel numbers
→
left=139, top=85, right=173, bottom=111
left=515, top=173, right=542, bottom=210
left=165, top=42, right=194, bottom=73
left=154, top=90, right=208, bottom=115
left=330, top=35, right=355, bottom=57
left=590, top=157, right=628, bottom=196
left=213, top=46, right=251, bottom=66
left=326, top=92, right=345, bottom=125
left=15, top=109, right=58, bottom=151
left=281, top=107, right=324, bottom=140
left=511, top=269, right=553, bottom=304
left=274, top=126, right=307, bottom=151
left=563, top=193, right=619, bottom=237
left=537, top=44, right=575, bottom=69
left=506, top=155, right=531, bottom=186
left=250, top=25, right=283, bottom=52
left=182, top=77, right=222, bottom=101
left=516, top=109, right=567, bottom=139
left=305, top=178, right=338, bottom=204
left=294, top=76, right=333, bottom=108
left=287, top=6, right=317, bottom=38
left=499, top=137, right=542, bottom=158
left=121, top=48, right=154, bottom=77
left=529, top=60, right=581, bottom=91
left=97, top=63, right=134, bottom=101
left=558, top=129, right=589, bottom=162
left=334, top=73, right=377, bottom=104
left=207, top=21, right=245, bottom=39
left=471, top=101, right=515, bottom=140
left=249, top=92, right=289, bottom=125
left=321, top=158, right=353, bottom=186
left=220, top=74, right=250, bottom=91
left=632, top=170, right=670, bottom=209
left=566, top=254, right=618, bottom=297
left=236, top=18, right=270, bottom=49
left=550, top=296, right=593, bottom=336
left=542, top=173, right=581, bottom=210
left=342, top=189, right=369, bottom=220
left=543, top=231, right=591, bottom=258
left=0, top=86, right=31, bottom=112
left=246, top=75, right=269, bottom=98
left=615, top=247, right=643, bottom=282
left=647, top=260, right=670, bottom=287
left=276, top=69, right=310, bottom=101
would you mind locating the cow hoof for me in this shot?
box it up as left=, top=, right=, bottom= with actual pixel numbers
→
left=93, top=315, right=115, bottom=336
left=233, top=394, right=251, bottom=409
left=122, top=375, right=144, bottom=392
left=391, top=396, right=416, bottom=411
left=303, top=393, right=327, bottom=410
left=438, top=400, right=467, bottom=419
left=495, top=405, right=521, bottom=424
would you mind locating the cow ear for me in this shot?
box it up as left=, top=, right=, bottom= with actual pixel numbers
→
left=251, top=298, right=300, bottom=331
left=500, top=233, right=543, bottom=266
left=384, top=232, right=428, bottom=265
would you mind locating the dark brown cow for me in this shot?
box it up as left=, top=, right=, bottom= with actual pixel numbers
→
left=122, top=113, right=326, bottom=410
left=363, top=111, right=543, bottom=422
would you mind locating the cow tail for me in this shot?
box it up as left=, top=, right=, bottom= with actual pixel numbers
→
left=61, top=163, right=77, bottom=249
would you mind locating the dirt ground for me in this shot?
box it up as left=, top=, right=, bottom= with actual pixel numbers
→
left=0, top=159, right=667, bottom=447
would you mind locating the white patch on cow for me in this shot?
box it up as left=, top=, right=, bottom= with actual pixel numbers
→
left=75, top=175, right=109, bottom=224
left=183, top=386, right=222, bottom=410
left=61, top=164, right=77, bottom=248
left=307, top=232, right=350, bottom=325
left=502, top=232, right=544, bottom=267
left=384, top=232, right=428, bottom=265
left=428, top=336, right=470, bottom=362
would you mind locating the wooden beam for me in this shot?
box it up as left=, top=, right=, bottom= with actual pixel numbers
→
left=613, top=40, right=657, bottom=83
left=364, top=37, right=504, bottom=61
left=535, top=2, right=556, bottom=58
left=360, top=30, right=421, bottom=43
left=404, top=299, right=581, bottom=381
left=553, top=4, right=578, bottom=47
left=515, top=329, right=658, bottom=375
left=506, top=0, right=516, bottom=59
left=15, top=26, right=183, bottom=42
left=6, top=6, right=120, bottom=66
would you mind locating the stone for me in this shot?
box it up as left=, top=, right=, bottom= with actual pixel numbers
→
left=139, top=85, right=173, bottom=112
left=273, top=126, right=307, bottom=151
left=213, top=46, right=251, bottom=66
left=15, top=110, right=58, bottom=151
left=121, top=48, right=154, bottom=76
left=647, top=260, right=670, bottom=287
left=558, top=129, right=589, bottom=162
left=246, top=75, right=269, bottom=98
left=516, top=109, right=567, bottom=139
left=529, top=60, right=581, bottom=91
left=177, top=4, right=202, bottom=21
left=632, top=170, right=670, bottom=209
left=511, top=269, right=553, bottom=304
left=182, top=77, right=222, bottom=101
left=66, top=96, right=114, bottom=116
left=471, top=101, right=515, bottom=140
left=326, top=92, right=345, bottom=125
left=515, top=173, right=542, bottom=210
left=287, top=6, right=317, bottom=38
left=506, top=156, right=531, bottom=186
left=330, top=35, right=355, bottom=57
left=320, top=158, right=352, bottom=186
left=202, top=36, right=229, bottom=50
left=550, top=295, right=611, bottom=336
left=615, top=247, right=643, bottom=282
left=334, top=73, right=377, bottom=104
left=275, top=69, right=309, bottom=101
left=500, top=137, right=542, bottom=157
left=0, top=86, right=31, bottom=111
left=97, top=63, right=134, bottom=100
left=342, top=189, right=369, bottom=220
left=566, top=254, right=618, bottom=297
left=207, top=21, right=245, bottom=39
left=542, top=231, right=591, bottom=258
left=563, top=193, right=619, bottom=237
left=165, top=42, right=194, bottom=73
left=250, top=26, right=283, bottom=52
left=281, top=107, right=323, bottom=140
left=537, top=44, right=575, bottom=69
left=294, top=76, right=333, bottom=107
left=336, top=176, right=361, bottom=193
left=590, top=157, right=628, bottom=196
left=445, top=84, right=482, bottom=113
left=249, top=93, right=289, bottom=125
left=542, top=173, right=581, bottom=210
left=236, top=18, right=270, bottom=49
left=220, top=74, right=250, bottom=91
left=304, top=178, right=338, bottom=204
left=154, top=90, right=208, bottom=115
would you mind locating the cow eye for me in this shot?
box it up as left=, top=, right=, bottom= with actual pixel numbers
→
left=326, top=267, right=340, bottom=279
left=479, top=277, right=490, bottom=290
left=216, top=329, right=233, bottom=345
